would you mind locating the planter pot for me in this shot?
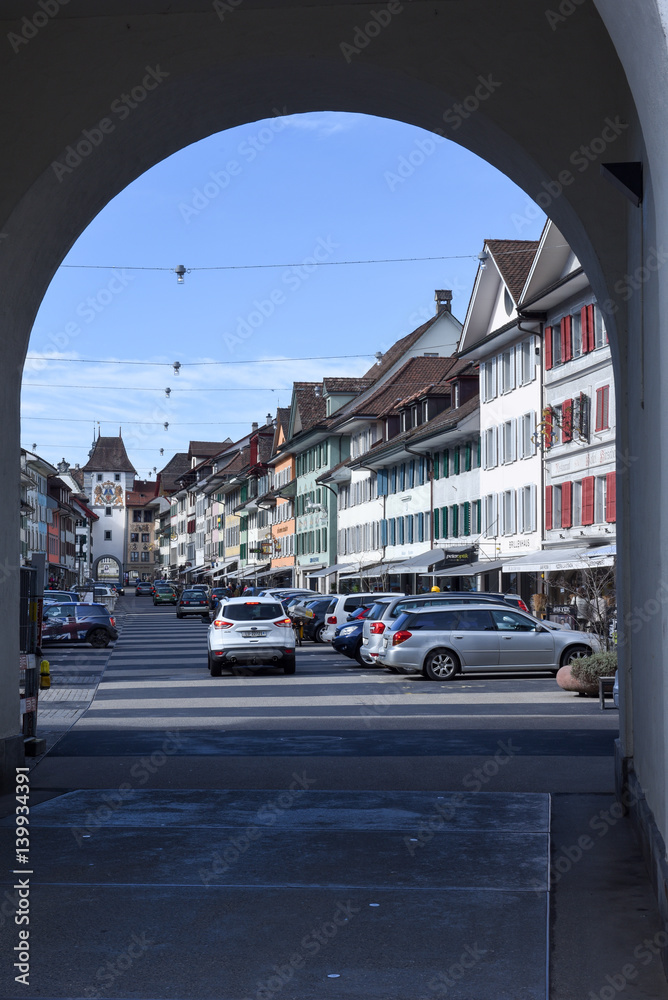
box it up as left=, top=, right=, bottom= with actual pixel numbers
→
left=556, top=664, right=598, bottom=696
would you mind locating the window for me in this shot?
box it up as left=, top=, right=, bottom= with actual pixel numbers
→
left=500, top=348, right=515, bottom=393
left=552, top=485, right=562, bottom=530
left=518, top=337, right=535, bottom=385
left=551, top=324, right=562, bottom=366
left=114, top=473, right=121, bottom=482
left=104, top=530, right=112, bottom=541
left=483, top=427, right=497, bottom=469
left=562, top=399, right=574, bottom=443
left=483, top=494, right=497, bottom=538
left=572, top=311, right=583, bottom=357
left=141, top=551, right=150, bottom=562
left=450, top=504, right=459, bottom=538
left=501, top=490, right=516, bottom=535
left=594, top=476, right=607, bottom=524
left=606, top=471, right=616, bottom=522
left=482, top=358, right=497, bottom=401
left=572, top=480, right=582, bottom=527
left=96, top=474, right=103, bottom=482
left=144, top=510, right=153, bottom=523
left=133, top=511, right=142, bottom=522
left=461, top=501, right=471, bottom=536
left=141, top=533, right=149, bottom=543
left=595, top=386, right=610, bottom=431
left=130, top=532, right=139, bottom=543
left=518, top=413, right=536, bottom=459
left=105, top=507, right=112, bottom=516
left=594, top=306, right=607, bottom=348
left=517, top=485, right=536, bottom=533
left=501, top=420, right=516, bottom=464
left=491, top=609, right=535, bottom=632
left=130, top=551, right=139, bottom=562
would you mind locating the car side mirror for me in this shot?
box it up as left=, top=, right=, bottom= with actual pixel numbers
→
left=535, top=625, right=548, bottom=633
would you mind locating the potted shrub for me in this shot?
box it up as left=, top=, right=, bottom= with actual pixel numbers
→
left=557, top=650, right=617, bottom=696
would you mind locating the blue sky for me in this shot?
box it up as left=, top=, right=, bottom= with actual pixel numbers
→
left=21, top=111, right=545, bottom=479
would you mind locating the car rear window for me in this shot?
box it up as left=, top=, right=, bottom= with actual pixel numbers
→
left=343, top=597, right=362, bottom=612
left=221, top=602, right=284, bottom=621
left=182, top=590, right=207, bottom=599
left=403, top=609, right=495, bottom=631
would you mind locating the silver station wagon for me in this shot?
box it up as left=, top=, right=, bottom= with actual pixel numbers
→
left=378, top=603, right=601, bottom=680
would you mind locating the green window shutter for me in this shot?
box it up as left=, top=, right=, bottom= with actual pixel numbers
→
left=453, top=447, right=460, bottom=475
left=442, top=506, right=448, bottom=539
left=433, top=510, right=440, bottom=541
left=443, top=449, right=449, bottom=478
left=463, top=501, right=471, bottom=536
left=465, top=442, right=472, bottom=472
left=451, top=505, right=459, bottom=538
left=433, top=454, right=439, bottom=479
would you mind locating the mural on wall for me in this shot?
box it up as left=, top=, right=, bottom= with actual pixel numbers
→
left=93, top=482, right=124, bottom=506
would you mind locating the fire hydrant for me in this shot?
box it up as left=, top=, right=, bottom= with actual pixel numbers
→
left=40, top=659, right=51, bottom=689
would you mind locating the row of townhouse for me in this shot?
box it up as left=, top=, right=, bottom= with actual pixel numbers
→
left=153, top=221, right=615, bottom=612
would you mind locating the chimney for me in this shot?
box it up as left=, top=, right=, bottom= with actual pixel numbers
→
left=435, top=289, right=452, bottom=314
left=251, top=422, right=258, bottom=433
left=266, top=413, right=273, bottom=425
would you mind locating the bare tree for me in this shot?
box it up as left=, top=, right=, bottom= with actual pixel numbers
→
left=551, top=564, right=616, bottom=651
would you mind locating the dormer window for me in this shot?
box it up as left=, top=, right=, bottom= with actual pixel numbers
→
left=453, top=383, right=460, bottom=408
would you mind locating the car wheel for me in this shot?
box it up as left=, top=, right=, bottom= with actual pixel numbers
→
left=283, top=656, right=296, bottom=675
left=208, top=653, right=223, bottom=677
left=314, top=624, right=326, bottom=643
left=88, top=628, right=110, bottom=649
left=561, top=644, right=592, bottom=668
left=423, top=648, right=460, bottom=681
left=176, top=612, right=183, bottom=619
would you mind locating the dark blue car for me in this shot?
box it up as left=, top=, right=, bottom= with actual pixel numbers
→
left=332, top=606, right=372, bottom=665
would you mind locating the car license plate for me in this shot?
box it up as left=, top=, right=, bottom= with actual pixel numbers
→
left=241, top=630, right=267, bottom=638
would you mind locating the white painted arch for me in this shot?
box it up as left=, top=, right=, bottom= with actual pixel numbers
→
left=2, top=1, right=668, bottom=910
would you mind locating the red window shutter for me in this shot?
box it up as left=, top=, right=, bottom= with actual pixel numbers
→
left=561, top=316, right=572, bottom=362
left=595, top=386, right=610, bottom=431
left=545, top=486, right=553, bottom=530
left=602, top=385, right=609, bottom=429
left=561, top=481, right=573, bottom=528
left=606, top=471, right=616, bottom=522
left=586, top=304, right=595, bottom=352
left=562, top=399, right=573, bottom=442
left=544, top=408, right=553, bottom=449
left=545, top=327, right=553, bottom=370
left=581, top=476, right=595, bottom=525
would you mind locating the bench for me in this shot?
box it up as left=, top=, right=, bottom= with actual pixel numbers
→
left=599, top=676, right=616, bottom=710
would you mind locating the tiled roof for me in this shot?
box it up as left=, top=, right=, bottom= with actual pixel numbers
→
left=133, top=478, right=159, bottom=496
left=158, top=453, right=190, bottom=494
left=293, top=382, right=326, bottom=434
left=361, top=316, right=440, bottom=380
left=126, top=490, right=159, bottom=507
left=81, top=435, right=136, bottom=474
left=323, top=376, right=375, bottom=394
left=258, top=435, right=274, bottom=463
left=70, top=468, right=84, bottom=490
left=346, top=356, right=463, bottom=420
left=485, top=239, right=540, bottom=302
left=188, top=440, right=230, bottom=460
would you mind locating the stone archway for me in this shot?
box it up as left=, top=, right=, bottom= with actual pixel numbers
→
left=92, top=555, right=122, bottom=583
left=3, top=0, right=668, bottom=932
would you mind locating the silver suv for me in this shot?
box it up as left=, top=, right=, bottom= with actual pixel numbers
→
left=361, top=593, right=566, bottom=664
left=378, top=603, right=600, bottom=679
left=207, top=597, right=296, bottom=676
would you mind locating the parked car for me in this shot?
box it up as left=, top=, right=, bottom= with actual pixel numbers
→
left=332, top=605, right=375, bottom=664
left=43, top=590, right=79, bottom=604
left=207, top=597, right=296, bottom=676
left=153, top=583, right=178, bottom=606
left=135, top=582, right=153, bottom=595
left=289, top=597, right=335, bottom=642
left=210, top=586, right=232, bottom=609
left=377, top=604, right=601, bottom=679
left=41, top=602, right=118, bottom=648
left=176, top=589, right=211, bottom=620
left=321, top=592, right=403, bottom=643
left=109, top=583, right=125, bottom=596
left=361, top=593, right=558, bottom=664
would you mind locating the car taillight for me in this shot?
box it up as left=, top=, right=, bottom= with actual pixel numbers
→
left=183, top=601, right=190, bottom=605
left=275, top=618, right=292, bottom=627
left=327, top=616, right=337, bottom=624
left=213, top=619, right=233, bottom=629
left=517, top=600, right=529, bottom=612
left=370, top=622, right=385, bottom=634
left=109, top=617, right=116, bottom=627
left=392, top=630, right=412, bottom=646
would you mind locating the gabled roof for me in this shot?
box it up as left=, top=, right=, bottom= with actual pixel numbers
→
left=323, top=376, right=375, bottom=394
left=485, top=239, right=540, bottom=302
left=361, top=317, right=439, bottom=380
left=82, top=435, right=136, bottom=474
left=188, top=440, right=230, bottom=460
left=126, top=490, right=159, bottom=507
left=343, top=356, right=464, bottom=420
left=289, top=383, right=327, bottom=439
left=158, top=453, right=190, bottom=494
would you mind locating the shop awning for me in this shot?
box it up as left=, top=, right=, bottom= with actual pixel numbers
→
left=237, top=562, right=271, bottom=580
left=210, top=559, right=238, bottom=578
left=338, top=563, right=383, bottom=579
left=307, top=563, right=352, bottom=579
left=183, top=563, right=208, bottom=576
left=423, top=559, right=506, bottom=578
left=501, top=546, right=615, bottom=573
left=386, top=548, right=447, bottom=574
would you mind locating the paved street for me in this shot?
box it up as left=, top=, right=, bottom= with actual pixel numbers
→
left=2, top=596, right=666, bottom=999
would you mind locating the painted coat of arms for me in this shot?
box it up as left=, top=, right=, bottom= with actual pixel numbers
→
left=93, top=481, right=124, bottom=506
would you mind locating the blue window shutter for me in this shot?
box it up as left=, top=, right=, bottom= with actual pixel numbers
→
left=389, top=518, right=396, bottom=545
left=390, top=467, right=397, bottom=493
left=380, top=519, right=388, bottom=545
left=399, top=464, right=406, bottom=491
left=406, top=515, right=413, bottom=543
left=397, top=518, right=405, bottom=544
left=417, top=511, right=424, bottom=542
left=418, top=458, right=426, bottom=485
left=408, top=461, right=415, bottom=488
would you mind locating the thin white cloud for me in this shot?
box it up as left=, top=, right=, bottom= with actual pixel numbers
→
left=280, top=112, right=367, bottom=138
